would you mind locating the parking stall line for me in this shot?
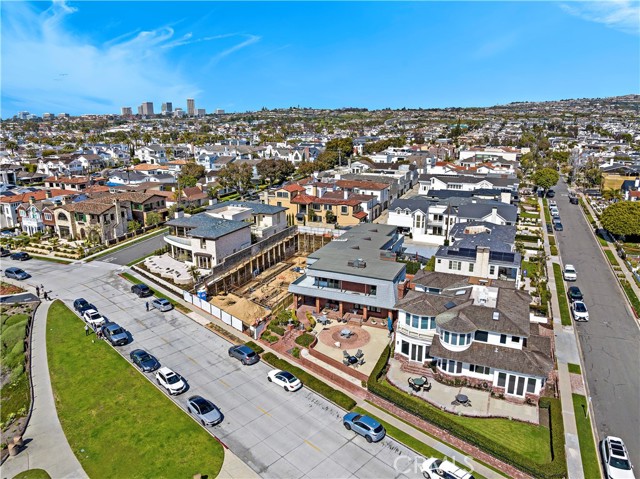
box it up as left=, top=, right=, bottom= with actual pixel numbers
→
left=304, top=439, right=322, bottom=453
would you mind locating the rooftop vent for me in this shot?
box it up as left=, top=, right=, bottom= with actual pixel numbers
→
left=350, top=245, right=360, bottom=250
left=369, top=228, right=378, bottom=232
left=492, top=311, right=500, bottom=321
left=455, top=290, right=467, bottom=296
left=347, top=258, right=367, bottom=268
left=363, top=236, right=371, bottom=241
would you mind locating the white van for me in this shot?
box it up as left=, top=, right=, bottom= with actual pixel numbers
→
left=421, top=458, right=475, bottom=479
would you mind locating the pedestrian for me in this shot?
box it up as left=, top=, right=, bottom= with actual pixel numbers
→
left=145, top=301, right=149, bottom=311
left=43, top=291, right=49, bottom=301
left=36, top=286, right=40, bottom=297
left=85, top=324, right=90, bottom=336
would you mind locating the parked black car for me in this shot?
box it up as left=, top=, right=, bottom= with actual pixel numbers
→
left=129, top=349, right=160, bottom=372
left=73, top=298, right=96, bottom=314
left=10, top=252, right=31, bottom=261
left=553, top=222, right=564, bottom=231
left=569, top=196, right=579, bottom=205
left=567, top=286, right=584, bottom=302
left=0, top=247, right=10, bottom=257
left=546, top=190, right=556, bottom=198
left=131, top=283, right=153, bottom=298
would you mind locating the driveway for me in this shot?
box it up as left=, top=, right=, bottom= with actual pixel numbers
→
left=26, top=260, right=428, bottom=479
left=553, top=180, right=640, bottom=467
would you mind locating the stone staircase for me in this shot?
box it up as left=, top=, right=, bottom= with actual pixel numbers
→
left=393, top=355, right=435, bottom=377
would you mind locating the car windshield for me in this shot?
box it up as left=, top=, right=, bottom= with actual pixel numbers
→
left=111, top=328, right=124, bottom=335
left=197, top=401, right=213, bottom=413
left=139, top=285, right=150, bottom=291
left=139, top=353, right=152, bottom=362
left=372, top=425, right=383, bottom=433
left=166, top=374, right=180, bottom=384
left=575, top=303, right=587, bottom=312
left=88, top=312, right=100, bottom=319
left=281, top=372, right=295, bottom=382
left=609, top=457, right=631, bottom=470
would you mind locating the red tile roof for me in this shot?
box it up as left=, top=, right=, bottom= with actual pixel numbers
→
left=353, top=211, right=368, bottom=219
left=0, top=189, right=71, bottom=204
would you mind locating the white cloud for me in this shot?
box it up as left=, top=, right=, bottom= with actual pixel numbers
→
left=561, top=1, right=640, bottom=35
left=0, top=1, right=261, bottom=116
left=473, top=32, right=520, bottom=60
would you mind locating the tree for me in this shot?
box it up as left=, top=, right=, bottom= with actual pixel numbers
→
left=5, top=140, right=18, bottom=154
left=601, top=202, right=640, bottom=237
left=128, top=220, right=141, bottom=234
left=145, top=212, right=162, bottom=226
left=325, top=210, right=336, bottom=224
left=602, top=188, right=623, bottom=202
left=532, top=168, right=559, bottom=192
left=217, top=163, right=253, bottom=196
left=24, top=163, right=38, bottom=173
left=188, top=265, right=202, bottom=283
left=256, top=159, right=295, bottom=185
left=178, top=162, right=205, bottom=188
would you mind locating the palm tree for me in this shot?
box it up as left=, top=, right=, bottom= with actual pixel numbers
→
left=602, top=188, right=623, bottom=202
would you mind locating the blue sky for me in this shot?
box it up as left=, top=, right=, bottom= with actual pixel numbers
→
left=1, top=1, right=639, bottom=117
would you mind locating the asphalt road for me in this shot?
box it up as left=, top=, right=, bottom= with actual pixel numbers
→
left=553, top=180, right=640, bottom=467
left=23, top=259, right=433, bottom=479
left=95, top=232, right=167, bottom=266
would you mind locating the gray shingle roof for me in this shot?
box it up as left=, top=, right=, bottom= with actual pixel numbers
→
left=389, top=197, right=431, bottom=213
left=166, top=213, right=249, bottom=239
left=456, top=201, right=517, bottom=223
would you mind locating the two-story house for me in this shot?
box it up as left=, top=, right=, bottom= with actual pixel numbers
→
left=289, top=224, right=405, bottom=322
left=16, top=197, right=57, bottom=235
left=206, top=201, right=287, bottom=239
left=394, top=271, right=552, bottom=398
left=434, top=222, right=521, bottom=286
left=164, top=210, right=251, bottom=270
left=53, top=197, right=130, bottom=242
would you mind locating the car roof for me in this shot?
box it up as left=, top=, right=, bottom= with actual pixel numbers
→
left=131, top=349, right=148, bottom=356
left=358, top=415, right=381, bottom=429
left=104, top=322, right=121, bottom=330
left=189, top=395, right=207, bottom=405
left=606, top=437, right=630, bottom=458
left=155, top=298, right=170, bottom=304
left=158, top=366, right=174, bottom=375
left=437, top=459, right=473, bottom=478
left=6, top=267, right=21, bottom=272
left=237, top=345, right=254, bottom=353
left=565, top=264, right=575, bottom=269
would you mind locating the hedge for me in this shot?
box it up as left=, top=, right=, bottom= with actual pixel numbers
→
left=620, top=280, right=640, bottom=315
left=267, top=323, right=286, bottom=336
left=244, top=341, right=264, bottom=355
left=261, top=352, right=356, bottom=410
left=367, top=346, right=567, bottom=479
left=515, top=234, right=540, bottom=243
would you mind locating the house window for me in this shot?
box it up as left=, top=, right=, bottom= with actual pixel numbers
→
left=474, top=365, right=490, bottom=375
left=401, top=341, right=409, bottom=355
left=369, top=285, right=377, bottom=296
left=468, top=263, right=474, bottom=273
left=490, top=265, right=496, bottom=275
left=414, top=214, right=425, bottom=229
left=340, top=206, right=348, bottom=215
left=474, top=330, right=489, bottom=342
left=420, top=316, right=434, bottom=330
left=526, top=378, right=537, bottom=393
left=500, top=334, right=507, bottom=344
left=276, top=191, right=288, bottom=198
left=44, top=213, right=52, bottom=221
left=411, top=315, right=420, bottom=329
left=200, top=239, right=206, bottom=249
left=449, top=260, right=462, bottom=271
left=512, top=336, right=520, bottom=343
left=404, top=313, right=411, bottom=326
left=313, top=204, right=321, bottom=211
left=497, top=372, right=507, bottom=387
left=443, top=331, right=450, bottom=343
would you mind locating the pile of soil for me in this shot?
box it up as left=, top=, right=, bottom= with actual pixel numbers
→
left=210, top=293, right=268, bottom=324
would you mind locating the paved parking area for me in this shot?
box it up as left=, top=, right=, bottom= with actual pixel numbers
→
left=28, top=260, right=427, bottom=479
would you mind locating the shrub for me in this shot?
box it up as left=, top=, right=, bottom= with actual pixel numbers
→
left=367, top=346, right=566, bottom=479
left=291, top=347, right=301, bottom=358
left=295, top=333, right=315, bottom=348
left=262, top=352, right=356, bottom=410
left=262, top=333, right=279, bottom=344
left=268, top=323, right=285, bottom=336
left=550, top=245, right=558, bottom=255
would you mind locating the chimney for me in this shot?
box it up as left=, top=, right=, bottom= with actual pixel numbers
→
left=397, top=280, right=408, bottom=300
left=174, top=209, right=184, bottom=219
left=491, top=207, right=498, bottom=222
left=343, top=189, right=349, bottom=200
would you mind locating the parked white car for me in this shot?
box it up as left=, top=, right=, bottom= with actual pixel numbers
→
left=563, top=264, right=578, bottom=281
left=571, top=301, right=590, bottom=322
left=421, top=457, right=475, bottom=479
left=155, top=367, right=186, bottom=395
left=600, top=436, right=636, bottom=479
left=82, top=309, right=106, bottom=329
left=267, top=369, right=303, bottom=392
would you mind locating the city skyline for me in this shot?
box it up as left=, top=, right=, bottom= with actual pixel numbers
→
left=1, top=1, right=639, bottom=118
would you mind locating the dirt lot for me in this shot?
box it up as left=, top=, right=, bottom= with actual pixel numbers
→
left=209, top=293, right=269, bottom=325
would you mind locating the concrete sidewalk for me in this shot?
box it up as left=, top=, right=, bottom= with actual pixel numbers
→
left=540, top=197, right=585, bottom=479
left=0, top=295, right=87, bottom=479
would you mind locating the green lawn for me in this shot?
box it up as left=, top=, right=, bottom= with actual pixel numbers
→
left=119, top=272, right=191, bottom=313
left=1, top=306, right=32, bottom=427
left=28, top=254, right=73, bottom=264
left=604, top=250, right=619, bottom=266
left=46, top=300, right=224, bottom=478
left=568, top=363, right=581, bottom=375
left=446, top=409, right=551, bottom=464
left=520, top=211, right=540, bottom=220
left=572, top=394, right=601, bottom=479
left=553, top=263, right=572, bottom=326
left=521, top=260, right=539, bottom=277
left=542, top=198, right=552, bottom=224
left=12, top=470, right=52, bottom=479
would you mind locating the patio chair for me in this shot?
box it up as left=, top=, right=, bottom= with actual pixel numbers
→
left=408, top=378, right=420, bottom=392
left=343, top=350, right=350, bottom=358
left=355, top=349, right=364, bottom=359
left=358, top=358, right=365, bottom=366
left=343, top=359, right=351, bottom=366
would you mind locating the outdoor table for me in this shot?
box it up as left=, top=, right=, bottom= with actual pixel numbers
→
left=340, top=328, right=352, bottom=337
left=318, top=315, right=330, bottom=325
left=413, top=377, right=427, bottom=387
left=347, top=356, right=358, bottom=365
left=456, top=394, right=469, bottom=404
